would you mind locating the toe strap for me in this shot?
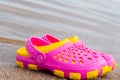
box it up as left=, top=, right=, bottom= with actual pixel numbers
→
left=25, top=36, right=46, bottom=65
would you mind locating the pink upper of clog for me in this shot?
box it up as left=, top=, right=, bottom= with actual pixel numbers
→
left=42, top=34, right=115, bottom=67
left=24, top=36, right=107, bottom=79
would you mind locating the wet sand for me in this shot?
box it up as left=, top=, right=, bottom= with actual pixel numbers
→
left=0, top=0, right=120, bottom=80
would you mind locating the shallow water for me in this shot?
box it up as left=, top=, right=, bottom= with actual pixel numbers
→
left=0, top=0, right=120, bottom=80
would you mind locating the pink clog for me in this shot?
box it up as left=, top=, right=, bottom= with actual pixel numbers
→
left=16, top=36, right=109, bottom=79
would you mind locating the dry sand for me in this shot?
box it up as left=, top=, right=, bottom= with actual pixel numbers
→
left=0, top=0, right=120, bottom=80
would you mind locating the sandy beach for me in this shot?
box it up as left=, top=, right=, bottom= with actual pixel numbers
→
left=0, top=0, right=120, bottom=80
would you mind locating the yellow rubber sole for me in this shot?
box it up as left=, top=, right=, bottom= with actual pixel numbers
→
left=16, top=60, right=117, bottom=80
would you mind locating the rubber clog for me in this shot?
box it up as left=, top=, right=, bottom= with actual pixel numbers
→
left=16, top=36, right=109, bottom=80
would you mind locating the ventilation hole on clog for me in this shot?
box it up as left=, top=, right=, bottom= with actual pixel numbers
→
left=71, top=60, right=76, bottom=64
left=61, top=53, right=65, bottom=57
left=75, top=49, right=78, bottom=52
left=58, top=57, right=62, bottom=61
left=85, top=47, right=88, bottom=50
left=93, top=52, right=97, bottom=54
left=80, top=61, right=84, bottom=64
left=83, top=49, right=86, bottom=51
left=79, top=57, right=83, bottom=60
left=61, top=55, right=64, bottom=58
left=88, top=57, right=92, bottom=60
left=84, top=54, right=87, bottom=56
left=68, top=51, right=70, bottom=54
left=78, top=53, right=81, bottom=56
left=68, top=47, right=71, bottom=50
left=73, top=56, right=76, bottom=59
left=72, top=49, right=74, bottom=51
left=87, top=51, right=90, bottom=54
left=53, top=56, right=57, bottom=59
left=94, top=55, right=98, bottom=58
left=81, top=50, right=84, bottom=53
left=66, top=55, right=70, bottom=58
left=72, top=52, right=76, bottom=55
left=64, top=59, right=68, bottom=63
left=87, top=50, right=90, bottom=53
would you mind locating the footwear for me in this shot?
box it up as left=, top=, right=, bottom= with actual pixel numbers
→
left=17, top=34, right=117, bottom=74
left=42, top=34, right=117, bottom=73
left=16, top=36, right=108, bottom=79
